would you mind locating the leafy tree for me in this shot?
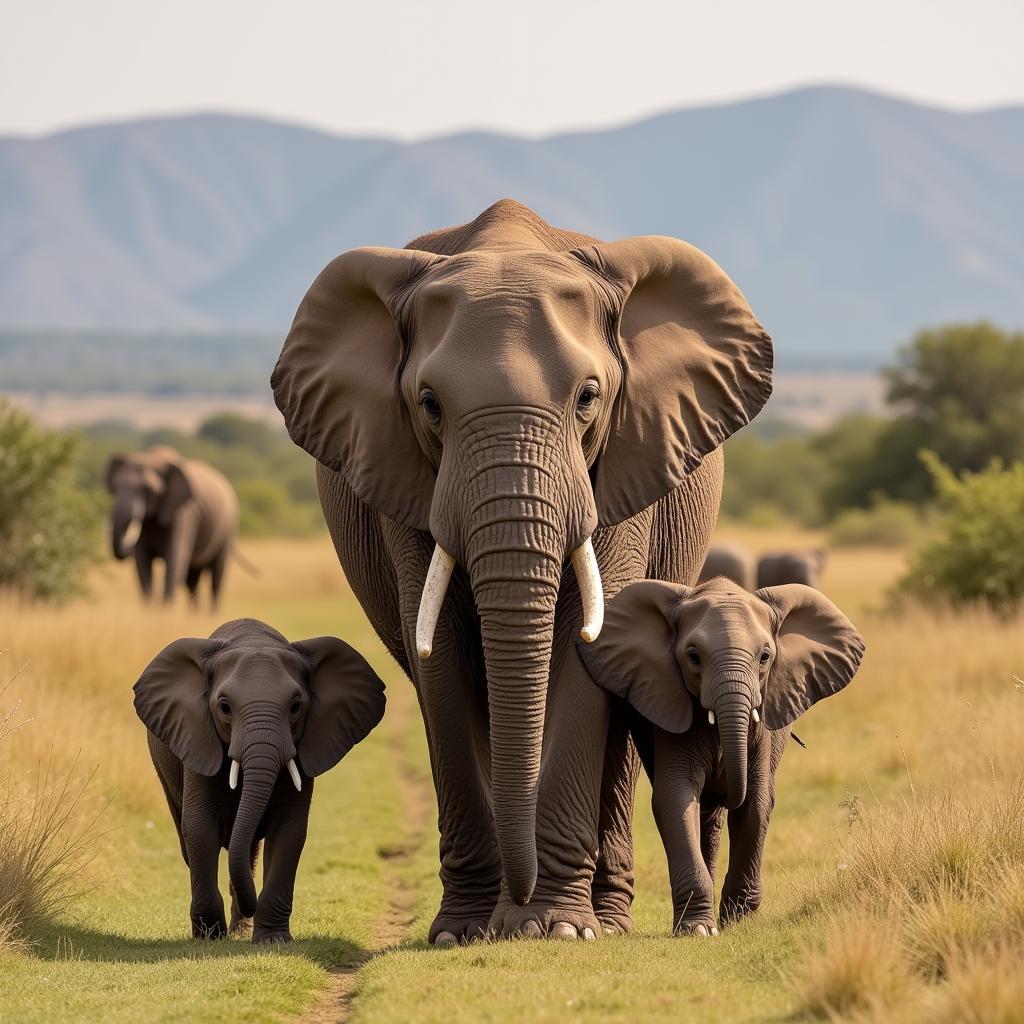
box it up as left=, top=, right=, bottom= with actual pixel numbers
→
left=0, top=403, right=103, bottom=601
left=879, top=323, right=1024, bottom=501
left=899, top=453, right=1024, bottom=613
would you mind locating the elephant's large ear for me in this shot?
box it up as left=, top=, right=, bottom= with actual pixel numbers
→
left=271, top=248, right=446, bottom=532
left=104, top=455, right=129, bottom=493
left=756, top=585, right=865, bottom=730
left=158, top=461, right=193, bottom=528
left=577, top=580, right=694, bottom=733
left=574, top=237, right=773, bottom=526
left=292, top=637, right=386, bottom=777
left=133, top=638, right=224, bottom=775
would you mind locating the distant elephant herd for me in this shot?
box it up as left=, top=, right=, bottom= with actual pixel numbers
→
left=116, top=201, right=864, bottom=944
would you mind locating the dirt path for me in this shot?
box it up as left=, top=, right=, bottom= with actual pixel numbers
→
left=299, top=689, right=433, bottom=1024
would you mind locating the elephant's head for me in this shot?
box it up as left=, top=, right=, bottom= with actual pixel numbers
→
left=105, top=446, right=191, bottom=558
left=578, top=579, right=864, bottom=809
left=133, top=620, right=386, bottom=917
left=271, top=203, right=773, bottom=903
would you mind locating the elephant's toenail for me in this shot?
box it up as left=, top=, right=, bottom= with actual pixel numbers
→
left=550, top=922, right=577, bottom=940
left=434, top=930, right=459, bottom=946
left=521, top=921, right=543, bottom=939
left=694, top=924, right=707, bottom=936
left=582, top=927, right=596, bottom=941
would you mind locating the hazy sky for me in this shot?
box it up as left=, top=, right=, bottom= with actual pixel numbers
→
left=3, top=0, right=1022, bottom=138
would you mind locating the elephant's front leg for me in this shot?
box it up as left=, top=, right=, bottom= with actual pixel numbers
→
left=719, top=728, right=784, bottom=925
left=163, top=504, right=200, bottom=604
left=591, top=706, right=640, bottom=935
left=651, top=730, right=717, bottom=936
left=488, top=647, right=605, bottom=940
left=181, top=798, right=227, bottom=939
left=253, top=788, right=312, bottom=944
left=399, top=566, right=501, bottom=945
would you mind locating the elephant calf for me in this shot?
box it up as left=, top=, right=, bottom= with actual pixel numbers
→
left=579, top=578, right=863, bottom=936
left=756, top=549, right=828, bottom=590
left=134, top=618, right=386, bottom=942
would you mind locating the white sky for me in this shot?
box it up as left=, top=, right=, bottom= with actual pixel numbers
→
left=2, top=0, right=1022, bottom=139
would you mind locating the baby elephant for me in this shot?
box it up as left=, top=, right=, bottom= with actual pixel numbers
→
left=579, top=578, right=863, bottom=936
left=134, top=618, right=386, bottom=942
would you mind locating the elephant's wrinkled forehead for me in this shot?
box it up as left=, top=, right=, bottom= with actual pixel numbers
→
left=684, top=580, right=775, bottom=650
left=408, top=250, right=617, bottom=410
left=210, top=643, right=306, bottom=684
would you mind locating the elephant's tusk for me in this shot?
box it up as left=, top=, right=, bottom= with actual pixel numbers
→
left=708, top=710, right=716, bottom=726
left=571, top=537, right=604, bottom=643
left=120, top=496, right=146, bottom=550
left=287, top=759, right=302, bottom=792
left=752, top=707, right=760, bottom=724
left=229, top=759, right=240, bottom=790
left=416, top=545, right=456, bottom=660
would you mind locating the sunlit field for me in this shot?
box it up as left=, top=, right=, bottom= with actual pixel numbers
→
left=2, top=529, right=1022, bottom=1022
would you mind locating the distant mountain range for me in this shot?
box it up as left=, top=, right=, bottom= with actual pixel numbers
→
left=1, top=86, right=1021, bottom=365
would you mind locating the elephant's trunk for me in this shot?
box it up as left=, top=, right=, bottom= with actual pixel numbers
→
left=228, top=723, right=288, bottom=918
left=472, top=534, right=562, bottom=906
left=111, top=490, right=144, bottom=559
left=714, top=683, right=753, bottom=810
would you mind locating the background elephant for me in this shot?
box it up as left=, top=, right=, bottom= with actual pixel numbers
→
left=756, top=549, right=828, bottom=589
left=272, top=199, right=773, bottom=942
left=106, top=446, right=240, bottom=606
left=134, top=618, right=386, bottom=942
left=579, top=578, right=864, bottom=935
left=698, top=542, right=755, bottom=589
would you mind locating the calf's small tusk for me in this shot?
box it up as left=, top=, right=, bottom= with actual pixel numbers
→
left=708, top=710, right=716, bottom=726
left=416, top=545, right=456, bottom=660
left=571, top=537, right=604, bottom=643
left=752, top=707, right=760, bottom=724
left=229, top=759, right=239, bottom=790
left=287, top=759, right=302, bottom=792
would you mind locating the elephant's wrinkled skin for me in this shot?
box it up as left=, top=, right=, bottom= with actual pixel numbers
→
left=134, top=618, right=385, bottom=942
left=272, top=200, right=774, bottom=941
left=579, top=579, right=864, bottom=934
left=757, top=549, right=828, bottom=589
left=698, top=542, right=755, bottom=590
left=106, top=446, right=239, bottom=606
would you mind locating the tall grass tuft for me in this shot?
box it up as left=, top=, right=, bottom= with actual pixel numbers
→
left=0, top=669, right=104, bottom=949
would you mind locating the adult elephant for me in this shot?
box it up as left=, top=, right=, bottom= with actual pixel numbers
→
left=757, top=549, right=827, bottom=589
left=698, top=542, right=755, bottom=590
left=272, top=200, right=773, bottom=942
left=106, top=446, right=240, bottom=606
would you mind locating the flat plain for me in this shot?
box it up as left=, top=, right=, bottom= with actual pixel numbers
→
left=2, top=527, right=1022, bottom=1023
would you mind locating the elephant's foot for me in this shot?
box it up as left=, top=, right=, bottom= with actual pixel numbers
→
left=428, top=910, right=492, bottom=946
left=719, top=886, right=762, bottom=926
left=591, top=886, right=634, bottom=936
left=253, top=928, right=293, bottom=944
left=671, top=889, right=718, bottom=937
left=487, top=895, right=600, bottom=941
left=228, top=914, right=253, bottom=938
left=674, top=916, right=719, bottom=937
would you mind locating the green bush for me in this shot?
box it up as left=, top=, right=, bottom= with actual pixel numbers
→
left=899, top=453, right=1024, bottom=613
left=0, top=403, right=103, bottom=602
left=829, top=498, right=924, bottom=548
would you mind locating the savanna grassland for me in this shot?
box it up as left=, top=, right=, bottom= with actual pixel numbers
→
left=1, top=527, right=1023, bottom=1023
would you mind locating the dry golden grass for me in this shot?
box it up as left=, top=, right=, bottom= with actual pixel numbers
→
left=4, top=528, right=1024, bottom=1023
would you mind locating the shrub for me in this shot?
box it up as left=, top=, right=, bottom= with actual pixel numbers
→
left=0, top=403, right=103, bottom=601
left=0, top=676, right=101, bottom=948
left=828, top=498, right=923, bottom=548
left=899, top=454, right=1024, bottom=613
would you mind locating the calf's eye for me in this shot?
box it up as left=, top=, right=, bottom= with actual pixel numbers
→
left=218, top=699, right=231, bottom=717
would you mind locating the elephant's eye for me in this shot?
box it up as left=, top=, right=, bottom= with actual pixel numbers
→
left=575, top=381, right=601, bottom=420
left=685, top=648, right=701, bottom=668
left=760, top=649, right=771, bottom=665
left=218, top=699, right=231, bottom=717
left=419, top=388, right=442, bottom=425
left=290, top=699, right=302, bottom=717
